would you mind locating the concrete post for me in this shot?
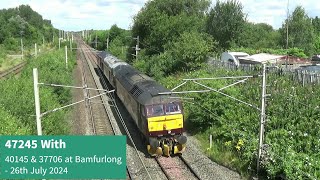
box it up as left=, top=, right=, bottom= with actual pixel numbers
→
left=33, top=68, right=42, bottom=135
left=65, top=46, right=68, bottom=69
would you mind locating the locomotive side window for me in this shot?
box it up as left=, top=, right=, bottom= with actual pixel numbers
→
left=165, top=103, right=181, bottom=114
left=146, top=105, right=164, bottom=117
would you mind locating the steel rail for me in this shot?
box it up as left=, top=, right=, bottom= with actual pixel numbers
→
left=0, top=61, right=27, bottom=79
left=178, top=155, right=201, bottom=180
left=81, top=41, right=136, bottom=180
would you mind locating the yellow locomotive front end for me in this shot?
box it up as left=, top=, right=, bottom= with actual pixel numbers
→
left=145, top=102, right=187, bottom=156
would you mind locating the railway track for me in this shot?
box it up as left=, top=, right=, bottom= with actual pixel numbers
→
left=78, top=42, right=114, bottom=135
left=156, top=155, right=201, bottom=180
left=0, top=61, right=27, bottom=79
left=77, top=39, right=135, bottom=179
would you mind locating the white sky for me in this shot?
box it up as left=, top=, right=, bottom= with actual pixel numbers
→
left=0, top=0, right=319, bottom=31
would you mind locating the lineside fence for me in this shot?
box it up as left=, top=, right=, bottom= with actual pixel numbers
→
left=209, top=59, right=320, bottom=86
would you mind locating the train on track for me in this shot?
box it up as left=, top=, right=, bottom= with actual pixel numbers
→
left=95, top=51, right=187, bottom=156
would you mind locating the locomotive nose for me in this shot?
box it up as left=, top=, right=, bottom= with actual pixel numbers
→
left=163, top=124, right=167, bottom=130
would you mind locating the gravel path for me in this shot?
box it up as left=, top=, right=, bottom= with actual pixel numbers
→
left=183, top=133, right=242, bottom=180
left=69, top=52, right=91, bottom=135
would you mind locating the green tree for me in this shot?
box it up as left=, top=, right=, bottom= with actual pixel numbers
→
left=166, top=31, right=215, bottom=71
left=0, top=5, right=58, bottom=49
left=314, top=35, right=320, bottom=54
left=237, top=22, right=280, bottom=49
left=142, top=31, right=215, bottom=78
left=109, top=37, right=127, bottom=60
left=312, top=16, right=320, bottom=35
left=129, top=0, right=210, bottom=61
left=279, top=6, right=315, bottom=56
left=109, top=24, right=123, bottom=42
left=206, top=0, right=246, bottom=50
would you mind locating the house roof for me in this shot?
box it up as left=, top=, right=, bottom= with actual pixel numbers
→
left=227, top=52, right=250, bottom=56
left=239, top=53, right=285, bottom=64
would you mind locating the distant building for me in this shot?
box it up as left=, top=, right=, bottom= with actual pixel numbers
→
left=221, top=52, right=311, bottom=67
left=220, top=52, right=250, bottom=66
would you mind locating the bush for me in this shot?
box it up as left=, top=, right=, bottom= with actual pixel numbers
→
left=159, top=65, right=320, bottom=179
left=0, top=48, right=75, bottom=135
left=0, top=106, right=30, bottom=135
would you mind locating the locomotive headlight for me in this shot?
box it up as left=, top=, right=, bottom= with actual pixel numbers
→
left=163, top=124, right=167, bottom=130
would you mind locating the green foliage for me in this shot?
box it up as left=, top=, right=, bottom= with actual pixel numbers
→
left=279, top=6, right=315, bottom=56
left=165, top=31, right=215, bottom=71
left=134, top=32, right=215, bottom=79
left=3, top=37, right=19, bottom=51
left=0, top=106, right=30, bottom=135
left=237, top=22, right=280, bottom=49
left=287, top=47, right=308, bottom=58
left=109, top=37, right=127, bottom=60
left=88, top=25, right=130, bottom=61
left=0, top=5, right=57, bottom=49
left=312, top=16, right=320, bottom=35
left=129, top=0, right=209, bottom=61
left=159, top=65, right=320, bottom=179
left=109, top=24, right=129, bottom=43
left=0, top=49, right=75, bottom=135
left=206, top=0, right=246, bottom=50
left=313, top=35, right=320, bottom=54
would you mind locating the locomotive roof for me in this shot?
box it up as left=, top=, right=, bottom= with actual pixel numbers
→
left=97, top=51, right=108, bottom=59
left=114, top=64, right=178, bottom=105
left=104, top=53, right=128, bottom=69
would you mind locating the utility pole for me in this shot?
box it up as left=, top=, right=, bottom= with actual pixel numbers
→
left=65, top=46, right=68, bottom=69
left=95, top=33, right=97, bottom=49
left=21, top=38, right=24, bottom=57
left=70, top=39, right=72, bottom=52
left=33, top=68, right=42, bottom=135
left=106, top=32, right=109, bottom=50
left=257, top=64, right=267, bottom=173
left=35, top=43, right=37, bottom=57
left=133, top=36, right=140, bottom=60
left=286, top=0, right=289, bottom=68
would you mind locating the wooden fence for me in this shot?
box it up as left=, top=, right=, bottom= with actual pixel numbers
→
left=209, top=60, right=320, bottom=86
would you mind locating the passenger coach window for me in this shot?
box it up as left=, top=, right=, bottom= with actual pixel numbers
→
left=165, top=103, right=181, bottom=114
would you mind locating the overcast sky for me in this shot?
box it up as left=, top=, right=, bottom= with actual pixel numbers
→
left=0, top=0, right=319, bottom=31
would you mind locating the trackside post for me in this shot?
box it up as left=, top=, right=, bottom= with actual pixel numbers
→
left=65, top=46, right=68, bottom=69
left=33, top=68, right=42, bottom=135
left=35, top=43, right=37, bottom=57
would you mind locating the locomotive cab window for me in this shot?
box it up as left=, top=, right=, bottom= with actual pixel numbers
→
left=165, top=102, right=181, bottom=114
left=146, top=105, right=164, bottom=117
